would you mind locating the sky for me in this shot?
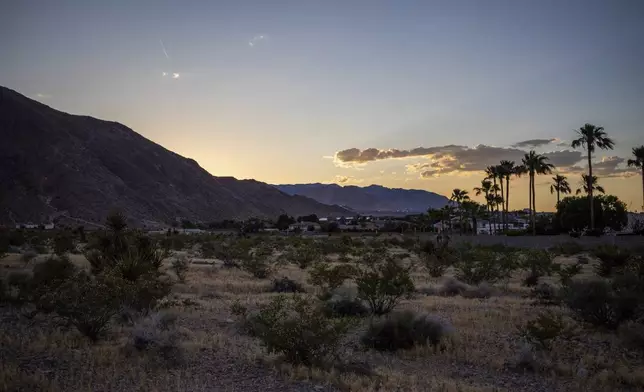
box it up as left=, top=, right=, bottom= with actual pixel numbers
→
left=2, top=0, right=644, bottom=211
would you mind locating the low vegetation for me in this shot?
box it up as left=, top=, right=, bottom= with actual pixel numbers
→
left=2, top=215, right=644, bottom=392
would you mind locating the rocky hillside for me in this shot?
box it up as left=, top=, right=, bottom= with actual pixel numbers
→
left=0, top=86, right=349, bottom=226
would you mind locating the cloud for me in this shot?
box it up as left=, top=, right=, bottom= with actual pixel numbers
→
left=512, top=138, right=557, bottom=148
left=564, top=156, right=638, bottom=178
left=333, top=175, right=363, bottom=184
left=249, top=34, right=267, bottom=47
left=332, top=141, right=637, bottom=179
left=35, top=93, right=51, bottom=99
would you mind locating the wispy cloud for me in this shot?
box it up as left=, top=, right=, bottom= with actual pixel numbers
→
left=512, top=138, right=557, bottom=148
left=334, top=175, right=363, bottom=184
left=159, top=40, right=170, bottom=59
left=35, top=93, right=51, bottom=99
left=248, top=34, right=267, bottom=47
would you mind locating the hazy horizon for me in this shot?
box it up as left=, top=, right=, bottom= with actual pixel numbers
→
left=2, top=1, right=644, bottom=212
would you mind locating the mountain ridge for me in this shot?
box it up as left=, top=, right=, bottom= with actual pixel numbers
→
left=274, top=183, right=449, bottom=214
left=0, top=86, right=349, bottom=225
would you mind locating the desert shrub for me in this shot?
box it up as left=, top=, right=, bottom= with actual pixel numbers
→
left=3, top=271, right=32, bottom=305
left=519, top=311, right=577, bottom=351
left=361, top=310, right=453, bottom=352
left=529, top=283, right=560, bottom=306
left=593, top=245, right=632, bottom=277
left=323, top=286, right=368, bottom=318
left=84, top=217, right=172, bottom=312
left=521, top=249, right=557, bottom=276
left=199, top=241, right=218, bottom=259
left=271, top=276, right=305, bottom=293
left=40, top=271, right=127, bottom=341
left=557, top=263, right=582, bottom=286
left=550, top=241, right=584, bottom=256
left=356, top=257, right=414, bottom=315
left=171, top=256, right=190, bottom=282
left=454, top=247, right=508, bottom=285
left=241, top=254, right=272, bottom=279
left=129, top=311, right=183, bottom=363
left=462, top=282, right=495, bottom=299
left=20, top=250, right=37, bottom=265
left=619, top=321, right=644, bottom=351
left=289, top=245, right=321, bottom=269
left=239, top=296, right=353, bottom=366
left=438, top=277, right=470, bottom=296
left=29, top=256, right=78, bottom=309
left=308, top=263, right=356, bottom=299
left=562, top=279, right=641, bottom=329
left=523, top=271, right=540, bottom=287
left=53, top=231, right=75, bottom=256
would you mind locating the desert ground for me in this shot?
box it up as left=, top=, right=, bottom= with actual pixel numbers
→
left=1, top=232, right=643, bottom=392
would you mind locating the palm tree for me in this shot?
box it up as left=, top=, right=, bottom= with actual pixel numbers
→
left=450, top=188, right=470, bottom=234
left=485, top=166, right=503, bottom=234
left=571, top=124, right=615, bottom=230
left=461, top=200, right=486, bottom=235
left=576, top=174, right=605, bottom=195
left=474, top=180, right=492, bottom=231
left=627, top=145, right=644, bottom=211
left=499, top=160, right=517, bottom=230
left=522, top=151, right=555, bottom=235
left=550, top=174, right=571, bottom=206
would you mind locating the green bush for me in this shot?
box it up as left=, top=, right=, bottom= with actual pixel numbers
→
left=40, top=271, right=128, bottom=341
left=240, top=296, right=353, bottom=366
left=562, top=279, right=641, bottom=329
left=519, top=311, right=577, bottom=351
left=521, top=249, right=557, bottom=277
left=271, top=276, right=305, bottom=293
left=593, top=245, right=632, bottom=277
left=361, top=310, right=453, bottom=352
left=289, top=245, right=321, bottom=269
left=454, top=248, right=509, bottom=285
left=308, top=263, right=356, bottom=299
left=356, top=257, right=415, bottom=315
left=241, top=254, right=272, bottom=279
left=557, top=263, right=582, bottom=286
left=171, top=256, right=190, bottom=282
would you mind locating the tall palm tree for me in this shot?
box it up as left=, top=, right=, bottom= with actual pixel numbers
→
left=576, top=174, right=605, bottom=195
left=627, top=145, right=644, bottom=211
left=485, top=166, right=503, bottom=234
left=499, top=160, right=517, bottom=230
left=571, top=124, right=615, bottom=230
left=474, top=180, right=492, bottom=231
left=450, top=188, right=470, bottom=234
left=522, top=151, right=555, bottom=235
left=550, top=174, right=571, bottom=206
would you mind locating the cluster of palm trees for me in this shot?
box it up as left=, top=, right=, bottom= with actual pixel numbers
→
left=437, top=124, right=644, bottom=235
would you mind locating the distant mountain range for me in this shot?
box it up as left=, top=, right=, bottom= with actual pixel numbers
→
left=275, top=183, right=449, bottom=215
left=0, top=86, right=350, bottom=226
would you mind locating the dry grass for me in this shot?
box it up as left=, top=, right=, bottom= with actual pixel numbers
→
left=1, top=242, right=643, bottom=392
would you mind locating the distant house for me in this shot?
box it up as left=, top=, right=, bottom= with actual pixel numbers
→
left=288, top=222, right=321, bottom=232
left=15, top=223, right=55, bottom=230
left=180, top=228, right=206, bottom=235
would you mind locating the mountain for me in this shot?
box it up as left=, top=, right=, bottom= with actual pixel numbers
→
left=0, top=86, right=349, bottom=226
left=275, top=183, right=449, bottom=215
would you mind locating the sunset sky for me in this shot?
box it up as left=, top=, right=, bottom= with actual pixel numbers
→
left=2, top=1, right=643, bottom=211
